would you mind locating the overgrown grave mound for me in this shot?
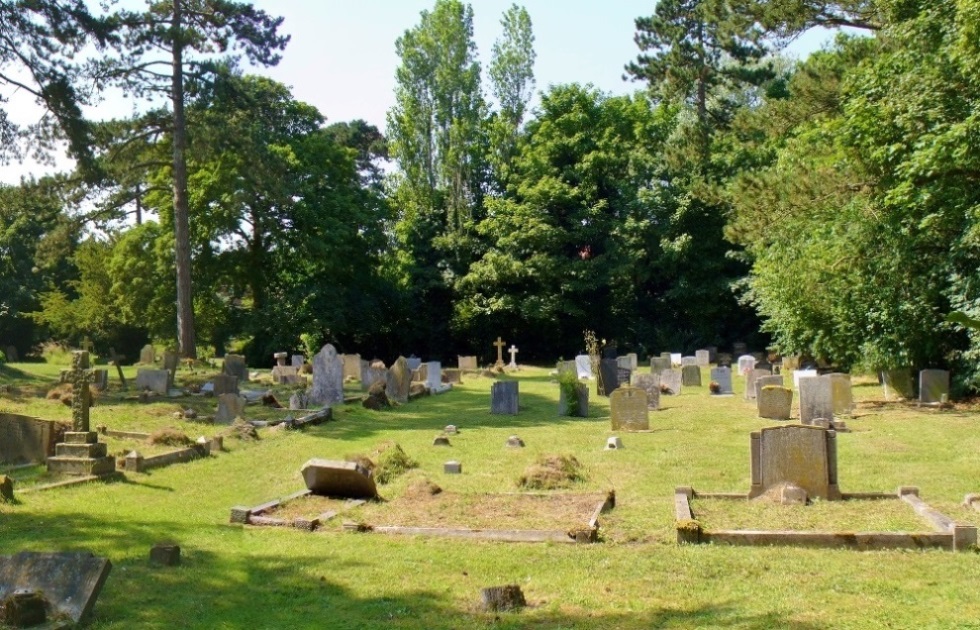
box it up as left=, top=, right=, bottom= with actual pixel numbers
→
left=518, top=454, right=585, bottom=490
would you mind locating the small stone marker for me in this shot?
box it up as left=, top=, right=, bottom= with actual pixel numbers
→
left=748, top=425, right=841, bottom=501
left=135, top=368, right=170, bottom=395
left=301, top=458, right=378, bottom=498
left=830, top=373, right=854, bottom=414
left=444, top=460, right=462, bottom=474
left=386, top=356, right=412, bottom=404
left=493, top=336, right=507, bottom=369
left=681, top=365, right=701, bottom=387
left=505, top=435, right=525, bottom=448
left=919, top=369, right=950, bottom=404
left=273, top=352, right=288, bottom=366
left=215, top=393, right=246, bottom=424
left=737, top=355, right=757, bottom=376
left=149, top=543, right=180, bottom=567
left=695, top=350, right=710, bottom=366
left=444, top=424, right=458, bottom=434
left=0, top=551, right=112, bottom=625
left=507, top=345, right=519, bottom=370
left=659, top=369, right=682, bottom=396
left=433, top=435, right=451, bottom=446
left=574, top=354, right=593, bottom=379
left=709, top=367, right=733, bottom=395
left=458, top=355, right=478, bottom=370
left=630, top=373, right=661, bottom=410
left=758, top=386, right=793, bottom=420
left=609, top=387, right=649, bottom=431
left=799, top=375, right=834, bottom=425
left=311, top=344, right=344, bottom=406
left=605, top=436, right=624, bottom=450
left=480, top=585, right=526, bottom=612
left=490, top=381, right=519, bottom=415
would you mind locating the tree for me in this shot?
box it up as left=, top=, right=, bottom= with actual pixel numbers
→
left=109, top=0, right=288, bottom=358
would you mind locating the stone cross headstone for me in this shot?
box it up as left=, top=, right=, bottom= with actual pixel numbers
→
left=222, top=354, right=247, bottom=382
left=311, top=344, right=344, bottom=406
left=598, top=359, right=620, bottom=397
left=918, top=369, right=949, bottom=404
left=508, top=345, right=519, bottom=370
left=737, top=355, right=757, bottom=376
left=291, top=354, right=305, bottom=368
left=574, top=355, right=593, bottom=379
left=493, top=337, right=507, bottom=369
left=215, top=393, right=246, bottom=424
left=139, top=344, right=155, bottom=365
left=744, top=367, right=772, bottom=400
left=695, top=350, right=710, bottom=366
left=709, top=367, right=733, bottom=395
left=458, top=355, right=478, bottom=370
left=793, top=369, right=818, bottom=390
left=830, top=373, right=853, bottom=414
left=80, top=336, right=94, bottom=353
left=609, top=387, right=650, bottom=431
left=630, top=373, right=661, bottom=410
left=386, top=357, right=411, bottom=404
left=342, top=354, right=361, bottom=380
left=659, top=369, right=682, bottom=396
left=748, top=425, right=841, bottom=500
left=108, top=347, right=127, bottom=390
left=799, top=374, right=834, bottom=425
left=758, top=386, right=793, bottom=420
left=69, top=351, right=91, bottom=432
left=754, top=374, right=784, bottom=402
left=681, top=365, right=702, bottom=387
left=490, top=381, right=519, bottom=415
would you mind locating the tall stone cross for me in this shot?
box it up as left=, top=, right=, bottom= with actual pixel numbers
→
left=508, top=345, right=519, bottom=370
left=109, top=347, right=128, bottom=391
left=493, top=337, right=507, bottom=369
left=69, top=351, right=92, bottom=432
left=80, top=336, right=94, bottom=353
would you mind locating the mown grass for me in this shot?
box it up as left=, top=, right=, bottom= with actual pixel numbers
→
left=1, top=362, right=979, bottom=629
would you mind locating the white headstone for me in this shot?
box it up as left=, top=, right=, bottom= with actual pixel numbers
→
left=424, top=361, right=451, bottom=394
left=737, top=355, right=757, bottom=376
left=575, top=355, right=593, bottom=380
left=508, top=345, right=519, bottom=370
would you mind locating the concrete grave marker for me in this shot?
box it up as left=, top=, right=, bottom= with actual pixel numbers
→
left=919, top=369, right=950, bottom=404
left=311, top=344, right=344, bottom=406
left=212, top=374, right=238, bottom=395
left=139, top=344, right=155, bottom=365
left=215, top=393, right=246, bottom=424
left=710, top=367, right=734, bottom=395
left=135, top=369, right=170, bottom=395
left=754, top=374, right=784, bottom=402
left=575, top=355, right=593, bottom=379
left=695, top=350, right=710, bottom=366
left=681, top=365, right=702, bottom=387
left=660, top=369, right=682, bottom=395
left=490, top=381, right=519, bottom=415
left=386, top=357, right=412, bottom=404
left=630, top=373, right=661, bottom=410
left=342, top=353, right=361, bottom=380
left=830, top=373, right=854, bottom=414
left=744, top=367, right=772, bottom=400
left=880, top=368, right=914, bottom=400
left=301, top=458, right=377, bottom=499
left=799, top=375, right=834, bottom=425
left=610, top=387, right=649, bottom=431
left=0, top=551, right=111, bottom=625
left=749, top=425, right=841, bottom=500
left=758, top=386, right=793, bottom=420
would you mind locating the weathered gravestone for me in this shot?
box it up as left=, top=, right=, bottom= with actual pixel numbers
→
left=301, top=458, right=377, bottom=499
left=744, top=367, right=772, bottom=400
left=4, top=345, right=17, bottom=362
left=754, top=374, right=784, bottom=402
left=681, top=365, right=702, bottom=387
left=223, top=354, right=248, bottom=382
left=830, top=373, right=854, bottom=414
left=0, top=551, right=112, bottom=625
left=291, top=354, right=305, bottom=368
left=342, top=353, right=361, bottom=380
left=710, top=367, right=734, bottom=395
left=425, top=361, right=451, bottom=394
left=215, top=393, right=246, bottom=424
left=490, top=381, right=519, bottom=415
left=630, top=373, right=661, bottom=410
left=458, top=355, right=478, bottom=371
left=362, top=361, right=387, bottom=392
left=748, top=425, right=841, bottom=501
left=616, top=356, right=631, bottom=371
left=386, top=357, right=412, bottom=404
left=799, top=374, right=834, bottom=426
left=406, top=355, right=422, bottom=371
left=681, top=356, right=698, bottom=367
left=626, top=353, right=638, bottom=371
left=660, top=369, right=682, bottom=395
left=558, top=382, right=589, bottom=417
left=91, top=369, right=108, bottom=392
left=163, top=350, right=179, bottom=377
left=556, top=360, right=576, bottom=377
left=575, top=354, right=593, bottom=379
left=919, top=369, right=950, bottom=404
left=139, top=344, right=155, bottom=365
left=609, top=387, right=649, bottom=431
left=597, top=359, right=620, bottom=396
left=737, top=355, right=757, bottom=376
left=507, top=345, right=520, bottom=370
left=412, top=363, right=427, bottom=383
left=650, top=356, right=671, bottom=374
left=758, top=386, right=793, bottom=420
left=271, top=366, right=300, bottom=385
left=695, top=350, right=710, bottom=366
left=212, top=374, right=238, bottom=395
left=0, top=414, right=62, bottom=465
left=880, top=368, right=914, bottom=400
left=706, top=346, right=718, bottom=363
left=135, top=369, right=169, bottom=395
left=310, top=344, right=344, bottom=406
left=289, top=392, right=310, bottom=410
left=443, top=368, right=462, bottom=384
left=793, top=368, right=818, bottom=390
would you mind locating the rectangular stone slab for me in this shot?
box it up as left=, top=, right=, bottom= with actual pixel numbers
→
left=0, top=551, right=111, bottom=623
left=301, top=458, right=377, bottom=499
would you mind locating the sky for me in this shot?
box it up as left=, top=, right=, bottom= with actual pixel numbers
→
left=0, top=1, right=836, bottom=184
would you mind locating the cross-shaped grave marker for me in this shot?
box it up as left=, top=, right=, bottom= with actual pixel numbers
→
left=508, top=345, right=519, bottom=370
left=80, top=336, right=94, bottom=353
left=108, top=347, right=127, bottom=391
left=69, top=351, right=91, bottom=432
left=493, top=337, right=507, bottom=369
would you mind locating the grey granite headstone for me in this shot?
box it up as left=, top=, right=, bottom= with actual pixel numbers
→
left=301, top=458, right=377, bottom=499
left=754, top=374, right=784, bottom=402
left=758, top=386, right=793, bottom=420
left=291, top=354, right=304, bottom=368
left=737, top=354, right=756, bottom=376
left=918, top=369, right=949, bottom=404
left=490, top=381, right=519, bottom=415
left=710, top=366, right=733, bottom=395
left=681, top=365, right=702, bottom=387
left=695, top=350, right=710, bottom=366
left=799, top=374, right=834, bottom=425
left=135, top=369, right=170, bottom=395
left=223, top=354, right=248, bottom=382
left=681, top=356, right=698, bottom=367
left=598, top=359, right=620, bottom=396
left=215, top=393, right=246, bottom=424
left=139, top=344, right=155, bottom=365
left=458, top=355, right=478, bottom=370
left=830, top=373, right=854, bottom=414
left=749, top=425, right=840, bottom=500
left=558, top=382, right=589, bottom=417
left=574, top=355, right=592, bottom=379
left=0, top=551, right=111, bottom=624
left=386, top=357, right=412, bottom=404
left=610, top=387, right=649, bottom=431
left=311, top=344, right=344, bottom=406
left=630, top=373, right=661, bottom=409
left=744, top=367, right=773, bottom=400
left=659, top=369, right=682, bottom=395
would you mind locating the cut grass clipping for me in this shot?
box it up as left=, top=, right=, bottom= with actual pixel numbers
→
left=517, top=454, right=585, bottom=490
left=148, top=427, right=194, bottom=447
left=347, top=441, right=417, bottom=485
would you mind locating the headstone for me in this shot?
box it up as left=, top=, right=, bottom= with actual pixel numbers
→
left=574, top=355, right=593, bottom=379
left=659, top=369, right=682, bottom=396
left=709, top=367, right=733, bottom=395
left=149, top=543, right=181, bottom=567
left=744, top=367, right=772, bottom=400
left=406, top=355, right=422, bottom=371
left=412, top=363, right=427, bottom=383
left=660, top=352, right=671, bottom=361
left=670, top=353, right=682, bottom=366
left=681, top=356, right=698, bottom=367
left=273, top=352, right=288, bottom=367
left=342, top=353, right=361, bottom=380
left=880, top=368, right=914, bottom=400
left=212, top=374, right=238, bottom=395
left=289, top=392, right=310, bottom=410
left=0, top=551, right=112, bottom=625
left=223, top=354, right=247, bottom=382
left=271, top=366, right=300, bottom=385
left=301, top=458, right=377, bottom=499
left=493, top=337, right=507, bottom=369
left=291, top=354, right=304, bottom=368
left=626, top=353, right=638, bottom=370
left=830, top=373, right=854, bottom=414
left=799, top=375, right=834, bottom=425
left=507, top=345, right=519, bottom=370
left=4, top=345, right=17, bottom=362
left=616, top=367, right=631, bottom=386
left=630, top=373, right=661, bottom=410
left=758, top=386, right=793, bottom=420
left=681, top=365, right=702, bottom=387
left=362, top=361, right=387, bottom=392
left=443, top=368, right=462, bottom=384
left=386, top=357, right=412, bottom=404
left=793, top=369, right=818, bottom=390
left=505, top=435, right=524, bottom=448
left=609, top=387, right=650, bottom=431
left=616, top=355, right=631, bottom=371
left=918, top=369, right=950, bottom=404
left=733, top=342, right=748, bottom=356
left=556, top=360, right=576, bottom=377
left=737, top=355, right=757, bottom=376
left=597, top=359, right=620, bottom=396
left=695, top=350, right=710, bottom=366
left=163, top=350, right=179, bottom=376
left=490, top=381, right=519, bottom=415
left=754, top=374, right=784, bottom=402
left=135, top=369, right=169, bottom=395
left=602, top=342, right=618, bottom=359
left=748, top=425, right=841, bottom=500
left=215, top=393, right=246, bottom=424
left=79, top=336, right=94, bottom=353
left=458, top=355, right=478, bottom=370
left=650, top=356, right=671, bottom=374
left=66, top=352, right=91, bottom=433
left=557, top=382, right=589, bottom=417
left=716, top=353, right=733, bottom=368
left=425, top=361, right=450, bottom=394
left=706, top=346, right=718, bottom=363
left=90, top=369, right=108, bottom=392
left=310, top=344, right=344, bottom=406
left=444, top=461, right=462, bottom=474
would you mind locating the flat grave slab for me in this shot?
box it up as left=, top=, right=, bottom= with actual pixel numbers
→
left=0, top=551, right=111, bottom=624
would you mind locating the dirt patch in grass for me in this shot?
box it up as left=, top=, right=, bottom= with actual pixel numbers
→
left=693, top=497, right=932, bottom=532
left=348, top=491, right=606, bottom=530
left=264, top=495, right=358, bottom=521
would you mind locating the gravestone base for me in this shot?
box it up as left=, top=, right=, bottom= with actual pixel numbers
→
left=46, top=432, right=115, bottom=477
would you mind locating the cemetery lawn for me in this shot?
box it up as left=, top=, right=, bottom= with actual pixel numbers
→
left=2, top=363, right=980, bottom=629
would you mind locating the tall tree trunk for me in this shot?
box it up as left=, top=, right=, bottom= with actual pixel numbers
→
left=170, top=0, right=197, bottom=359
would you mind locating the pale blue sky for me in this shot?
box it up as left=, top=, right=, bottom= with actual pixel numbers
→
left=1, top=1, right=835, bottom=183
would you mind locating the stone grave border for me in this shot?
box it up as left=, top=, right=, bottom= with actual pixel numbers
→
left=93, top=426, right=222, bottom=473
left=342, top=490, right=616, bottom=544
left=229, top=489, right=367, bottom=531
left=20, top=471, right=124, bottom=494
left=673, top=486, right=975, bottom=552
